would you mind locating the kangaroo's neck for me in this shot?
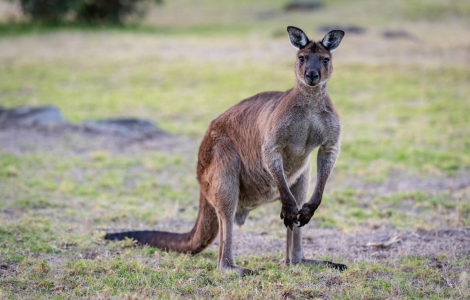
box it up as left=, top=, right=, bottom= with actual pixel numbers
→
left=293, top=81, right=328, bottom=101
left=291, top=81, right=329, bottom=106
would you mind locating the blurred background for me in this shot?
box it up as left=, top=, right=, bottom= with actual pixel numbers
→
left=0, top=0, right=470, bottom=297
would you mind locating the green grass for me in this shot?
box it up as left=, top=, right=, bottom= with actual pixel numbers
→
left=1, top=250, right=469, bottom=298
left=0, top=22, right=254, bottom=37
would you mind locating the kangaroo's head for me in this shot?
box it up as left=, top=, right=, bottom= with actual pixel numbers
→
left=287, top=26, right=344, bottom=87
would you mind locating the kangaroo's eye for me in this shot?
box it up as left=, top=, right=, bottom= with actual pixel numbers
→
left=299, top=57, right=305, bottom=62
left=323, top=58, right=329, bottom=64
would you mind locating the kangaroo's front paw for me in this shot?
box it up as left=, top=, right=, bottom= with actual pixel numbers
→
left=297, top=204, right=314, bottom=227
left=280, top=204, right=298, bottom=230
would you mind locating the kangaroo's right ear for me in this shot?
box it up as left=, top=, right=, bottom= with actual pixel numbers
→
left=287, top=26, right=309, bottom=50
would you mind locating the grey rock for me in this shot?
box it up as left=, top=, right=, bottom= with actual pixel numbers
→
left=82, top=118, right=161, bottom=139
left=0, top=106, right=65, bottom=126
left=318, top=25, right=366, bottom=35
left=382, top=29, right=415, bottom=40
left=284, top=1, right=323, bottom=11
left=375, top=235, right=391, bottom=243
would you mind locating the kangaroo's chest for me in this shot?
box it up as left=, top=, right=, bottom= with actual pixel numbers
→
left=285, top=113, right=329, bottom=159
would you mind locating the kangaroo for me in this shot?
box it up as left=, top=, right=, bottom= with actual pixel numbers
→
left=105, top=26, right=347, bottom=276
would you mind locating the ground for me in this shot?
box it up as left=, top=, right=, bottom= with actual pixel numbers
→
left=1, top=0, right=470, bottom=299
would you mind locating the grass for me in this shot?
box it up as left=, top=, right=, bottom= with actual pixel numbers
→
left=1, top=250, right=469, bottom=298
left=1, top=0, right=470, bottom=298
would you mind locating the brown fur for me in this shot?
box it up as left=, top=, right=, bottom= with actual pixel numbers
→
left=105, top=27, right=347, bottom=276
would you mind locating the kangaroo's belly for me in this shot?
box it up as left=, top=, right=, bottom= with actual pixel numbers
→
left=235, top=156, right=310, bottom=225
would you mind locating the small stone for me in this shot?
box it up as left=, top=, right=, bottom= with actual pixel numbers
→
left=382, top=29, right=414, bottom=40
left=6, top=166, right=18, bottom=177
left=284, top=1, right=323, bottom=11
left=0, top=106, right=65, bottom=126
left=375, top=235, right=391, bottom=243
left=318, top=25, right=366, bottom=34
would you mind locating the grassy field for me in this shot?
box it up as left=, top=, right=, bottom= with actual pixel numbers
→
left=1, top=0, right=470, bottom=298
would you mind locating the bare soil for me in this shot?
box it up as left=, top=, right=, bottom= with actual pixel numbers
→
left=0, top=123, right=197, bottom=157
left=222, top=227, right=470, bottom=262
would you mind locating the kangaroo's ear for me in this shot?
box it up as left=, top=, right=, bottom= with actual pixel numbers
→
left=321, top=30, right=345, bottom=52
left=287, top=26, right=309, bottom=50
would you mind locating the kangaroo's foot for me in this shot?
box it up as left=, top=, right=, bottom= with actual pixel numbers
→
left=219, top=264, right=254, bottom=277
left=296, top=258, right=348, bottom=271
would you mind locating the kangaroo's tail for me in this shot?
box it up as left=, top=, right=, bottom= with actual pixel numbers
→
left=105, top=193, right=218, bottom=254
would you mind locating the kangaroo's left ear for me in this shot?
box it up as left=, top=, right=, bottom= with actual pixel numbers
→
left=321, top=30, right=345, bottom=52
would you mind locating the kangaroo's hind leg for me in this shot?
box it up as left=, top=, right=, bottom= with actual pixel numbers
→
left=215, top=203, right=253, bottom=277
left=286, top=167, right=348, bottom=271
left=285, top=168, right=310, bottom=266
left=203, top=144, right=253, bottom=277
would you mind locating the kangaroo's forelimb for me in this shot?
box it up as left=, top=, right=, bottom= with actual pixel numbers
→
left=298, top=141, right=340, bottom=227
left=262, top=144, right=299, bottom=230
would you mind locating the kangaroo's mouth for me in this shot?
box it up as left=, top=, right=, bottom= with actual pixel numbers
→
left=305, top=79, right=321, bottom=87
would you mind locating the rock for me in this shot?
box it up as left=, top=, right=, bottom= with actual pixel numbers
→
left=81, top=118, right=162, bottom=139
left=0, top=106, right=65, bottom=126
left=318, top=25, right=366, bottom=35
left=0, top=106, right=167, bottom=141
left=284, top=1, right=323, bottom=12
left=375, top=235, right=391, bottom=243
left=382, top=29, right=414, bottom=39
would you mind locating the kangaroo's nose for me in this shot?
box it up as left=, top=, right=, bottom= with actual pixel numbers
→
left=305, top=71, right=319, bottom=85
left=306, top=71, right=319, bottom=80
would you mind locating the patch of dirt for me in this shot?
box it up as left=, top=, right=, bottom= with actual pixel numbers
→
left=212, top=227, right=470, bottom=262
left=0, top=124, right=196, bottom=157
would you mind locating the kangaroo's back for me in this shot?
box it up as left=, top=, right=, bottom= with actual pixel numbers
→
left=200, top=90, right=290, bottom=162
